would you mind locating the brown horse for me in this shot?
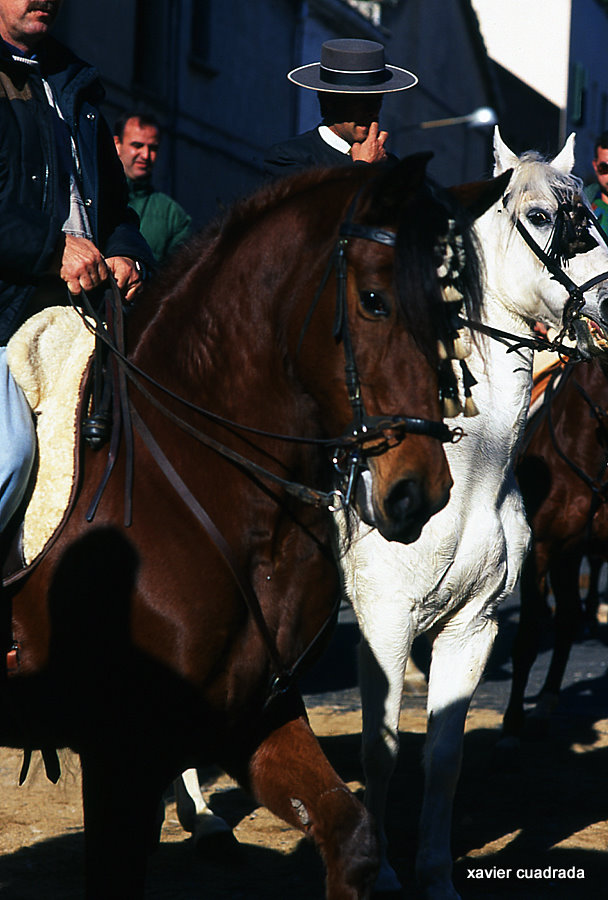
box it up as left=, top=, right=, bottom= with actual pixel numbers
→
left=502, top=359, right=608, bottom=743
left=1, top=157, right=502, bottom=898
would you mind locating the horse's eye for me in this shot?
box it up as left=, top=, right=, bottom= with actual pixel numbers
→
left=360, top=291, right=390, bottom=318
left=527, top=208, right=552, bottom=228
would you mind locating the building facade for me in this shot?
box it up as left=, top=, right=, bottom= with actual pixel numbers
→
left=52, top=1, right=510, bottom=229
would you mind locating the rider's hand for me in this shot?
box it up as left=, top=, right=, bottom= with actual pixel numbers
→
left=51, top=235, right=109, bottom=295
left=351, top=122, right=389, bottom=164
left=106, top=256, right=143, bottom=303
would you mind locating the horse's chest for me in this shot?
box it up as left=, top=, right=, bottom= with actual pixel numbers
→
left=345, top=483, right=529, bottom=635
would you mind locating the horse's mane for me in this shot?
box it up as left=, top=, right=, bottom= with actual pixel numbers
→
left=141, top=166, right=368, bottom=309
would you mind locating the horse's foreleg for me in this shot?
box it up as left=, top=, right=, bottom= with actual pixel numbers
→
left=536, top=552, right=582, bottom=717
left=356, top=603, right=414, bottom=894
left=246, top=708, right=378, bottom=900
left=418, top=612, right=497, bottom=900
left=501, top=547, right=549, bottom=739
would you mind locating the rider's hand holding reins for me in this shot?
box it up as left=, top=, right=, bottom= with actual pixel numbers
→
left=105, top=255, right=143, bottom=303
left=51, top=234, right=109, bottom=295
left=50, top=234, right=143, bottom=302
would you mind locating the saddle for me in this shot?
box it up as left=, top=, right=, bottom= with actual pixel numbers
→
left=2, top=306, right=95, bottom=583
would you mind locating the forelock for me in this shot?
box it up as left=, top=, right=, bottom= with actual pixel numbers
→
left=506, top=151, right=584, bottom=218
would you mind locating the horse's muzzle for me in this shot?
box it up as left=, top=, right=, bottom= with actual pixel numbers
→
left=572, top=314, right=608, bottom=358
left=355, top=469, right=452, bottom=543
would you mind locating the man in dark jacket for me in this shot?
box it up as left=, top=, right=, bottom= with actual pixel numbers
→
left=0, top=0, right=153, bottom=534
left=264, top=38, right=417, bottom=178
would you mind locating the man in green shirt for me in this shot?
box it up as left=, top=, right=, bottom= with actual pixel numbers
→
left=113, top=112, right=192, bottom=264
left=584, top=131, right=608, bottom=236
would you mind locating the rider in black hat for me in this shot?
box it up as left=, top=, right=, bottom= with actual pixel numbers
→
left=264, top=38, right=417, bottom=177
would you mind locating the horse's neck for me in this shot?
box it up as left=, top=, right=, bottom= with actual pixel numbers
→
left=131, top=260, right=319, bottom=447
left=461, top=292, right=534, bottom=461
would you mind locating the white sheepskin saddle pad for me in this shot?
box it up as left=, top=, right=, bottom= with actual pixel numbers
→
left=6, top=306, right=95, bottom=565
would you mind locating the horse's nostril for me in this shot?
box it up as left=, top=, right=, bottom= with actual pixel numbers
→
left=385, top=478, right=421, bottom=525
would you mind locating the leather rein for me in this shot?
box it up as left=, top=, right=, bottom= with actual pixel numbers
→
left=76, top=209, right=461, bottom=705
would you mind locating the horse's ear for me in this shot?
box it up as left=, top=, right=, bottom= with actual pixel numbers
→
left=551, top=133, right=576, bottom=175
left=493, top=126, right=519, bottom=176
left=448, top=170, right=512, bottom=221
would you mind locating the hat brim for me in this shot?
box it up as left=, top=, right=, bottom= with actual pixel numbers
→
left=287, top=63, right=418, bottom=93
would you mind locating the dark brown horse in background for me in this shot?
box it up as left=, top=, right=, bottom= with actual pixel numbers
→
left=1, top=157, right=503, bottom=897
left=502, top=360, right=608, bottom=744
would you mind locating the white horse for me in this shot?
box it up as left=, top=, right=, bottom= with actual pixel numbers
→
left=336, top=128, right=608, bottom=899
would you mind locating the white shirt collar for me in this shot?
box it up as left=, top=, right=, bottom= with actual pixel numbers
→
left=318, top=125, right=351, bottom=155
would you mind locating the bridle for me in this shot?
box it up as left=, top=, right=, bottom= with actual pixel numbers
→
left=83, top=204, right=463, bottom=519
left=315, top=213, right=462, bottom=505
left=458, top=192, right=608, bottom=360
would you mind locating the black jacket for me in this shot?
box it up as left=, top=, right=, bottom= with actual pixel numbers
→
left=0, top=37, right=153, bottom=343
left=263, top=126, right=398, bottom=180
left=264, top=128, right=356, bottom=178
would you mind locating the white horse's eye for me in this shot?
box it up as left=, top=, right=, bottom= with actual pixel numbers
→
left=527, top=208, right=552, bottom=227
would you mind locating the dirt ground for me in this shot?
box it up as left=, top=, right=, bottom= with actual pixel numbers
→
left=0, top=702, right=606, bottom=899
